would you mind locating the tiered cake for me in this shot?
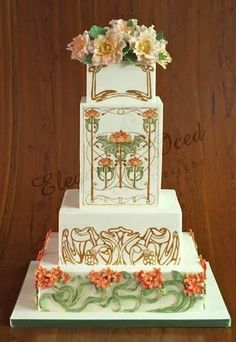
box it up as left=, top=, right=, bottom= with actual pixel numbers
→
left=35, top=19, right=206, bottom=313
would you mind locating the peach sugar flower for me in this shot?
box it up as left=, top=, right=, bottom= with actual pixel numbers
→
left=67, top=31, right=91, bottom=62
left=183, top=272, right=205, bottom=296
left=98, top=157, right=113, bottom=167
left=109, top=130, right=132, bottom=143
left=128, top=157, right=143, bottom=167
left=35, top=266, right=71, bottom=289
left=135, top=268, right=164, bottom=289
left=109, top=19, right=138, bottom=40
left=85, top=109, right=100, bottom=118
left=142, top=109, right=158, bottom=119
left=88, top=268, right=123, bottom=288
left=92, top=29, right=126, bottom=66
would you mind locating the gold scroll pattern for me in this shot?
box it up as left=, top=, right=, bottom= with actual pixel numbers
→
left=61, top=227, right=180, bottom=266
left=89, top=64, right=154, bottom=102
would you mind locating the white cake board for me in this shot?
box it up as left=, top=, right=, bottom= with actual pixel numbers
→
left=10, top=261, right=231, bottom=328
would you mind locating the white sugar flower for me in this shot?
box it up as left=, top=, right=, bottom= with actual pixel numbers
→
left=130, top=25, right=160, bottom=64
left=109, top=18, right=139, bottom=41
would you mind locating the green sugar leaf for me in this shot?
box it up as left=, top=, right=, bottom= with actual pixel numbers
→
left=123, top=51, right=137, bottom=64
left=123, top=43, right=130, bottom=55
left=156, top=31, right=165, bottom=41
left=82, top=53, right=93, bottom=64
left=159, top=52, right=167, bottom=61
left=127, top=19, right=134, bottom=27
left=89, top=25, right=107, bottom=39
left=172, top=271, right=184, bottom=282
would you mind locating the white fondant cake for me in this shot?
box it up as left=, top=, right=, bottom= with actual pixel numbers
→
left=33, top=19, right=207, bottom=315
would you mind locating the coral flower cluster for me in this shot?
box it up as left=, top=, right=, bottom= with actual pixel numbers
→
left=109, top=130, right=132, bottom=143
left=142, top=109, right=158, bottom=119
left=36, top=229, right=52, bottom=261
left=183, top=272, right=206, bottom=296
left=199, top=254, right=207, bottom=277
left=98, top=157, right=113, bottom=167
left=85, top=109, right=100, bottom=118
left=135, top=268, right=164, bottom=289
left=35, top=266, right=71, bottom=289
left=67, top=19, right=171, bottom=68
left=88, top=268, right=123, bottom=288
left=128, top=157, right=143, bottom=167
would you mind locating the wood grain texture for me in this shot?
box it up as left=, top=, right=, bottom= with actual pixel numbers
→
left=0, top=0, right=235, bottom=340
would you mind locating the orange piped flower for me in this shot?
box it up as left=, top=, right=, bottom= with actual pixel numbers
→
left=36, top=229, right=53, bottom=261
left=183, top=272, right=205, bottom=296
left=128, top=157, right=143, bottom=167
left=88, top=268, right=123, bottom=288
left=98, top=157, right=113, bottom=167
left=142, top=109, right=158, bottom=119
left=85, top=109, right=100, bottom=118
left=135, top=268, right=164, bottom=289
left=199, top=254, right=207, bottom=277
left=35, top=266, right=71, bottom=289
left=109, top=130, right=132, bottom=143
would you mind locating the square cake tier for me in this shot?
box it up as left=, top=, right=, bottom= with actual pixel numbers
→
left=36, top=232, right=205, bottom=312
left=80, top=96, right=163, bottom=206
left=59, top=189, right=182, bottom=267
left=86, top=62, right=156, bottom=104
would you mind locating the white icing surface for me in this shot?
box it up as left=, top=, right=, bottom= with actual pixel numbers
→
left=86, top=62, right=157, bottom=105
left=60, top=188, right=181, bottom=213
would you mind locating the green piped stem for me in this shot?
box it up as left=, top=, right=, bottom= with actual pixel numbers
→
left=141, top=288, right=162, bottom=303
left=38, top=273, right=203, bottom=313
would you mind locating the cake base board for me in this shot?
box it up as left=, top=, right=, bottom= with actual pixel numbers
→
left=10, top=261, right=231, bottom=328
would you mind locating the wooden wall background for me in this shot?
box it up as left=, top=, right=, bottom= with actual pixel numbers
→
left=0, top=0, right=236, bottom=340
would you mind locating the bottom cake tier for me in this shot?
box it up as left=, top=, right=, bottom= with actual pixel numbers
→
left=35, top=232, right=206, bottom=313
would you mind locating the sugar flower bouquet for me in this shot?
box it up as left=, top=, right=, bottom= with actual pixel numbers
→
left=67, top=19, right=172, bottom=69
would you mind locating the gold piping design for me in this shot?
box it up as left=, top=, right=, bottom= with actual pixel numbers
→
left=89, top=64, right=154, bottom=102
left=61, top=227, right=180, bottom=266
left=83, top=107, right=159, bottom=205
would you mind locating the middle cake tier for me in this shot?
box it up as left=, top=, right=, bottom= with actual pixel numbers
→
left=80, top=96, right=163, bottom=207
left=59, top=189, right=182, bottom=267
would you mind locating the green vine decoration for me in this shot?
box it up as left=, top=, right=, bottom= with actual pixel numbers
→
left=38, top=271, right=204, bottom=312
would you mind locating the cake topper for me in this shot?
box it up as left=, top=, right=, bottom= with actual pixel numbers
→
left=67, top=18, right=172, bottom=68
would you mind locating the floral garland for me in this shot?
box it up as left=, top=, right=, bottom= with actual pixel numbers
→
left=36, top=267, right=206, bottom=312
left=67, top=18, right=171, bottom=68
left=35, top=266, right=71, bottom=288
left=35, top=266, right=206, bottom=297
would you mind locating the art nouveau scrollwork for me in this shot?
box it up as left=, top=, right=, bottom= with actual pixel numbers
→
left=61, top=226, right=180, bottom=266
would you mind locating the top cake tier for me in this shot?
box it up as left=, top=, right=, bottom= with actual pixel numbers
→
left=86, top=62, right=156, bottom=104
left=67, top=19, right=172, bottom=105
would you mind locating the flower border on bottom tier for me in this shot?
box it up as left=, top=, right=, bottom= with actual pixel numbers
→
left=35, top=266, right=206, bottom=313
